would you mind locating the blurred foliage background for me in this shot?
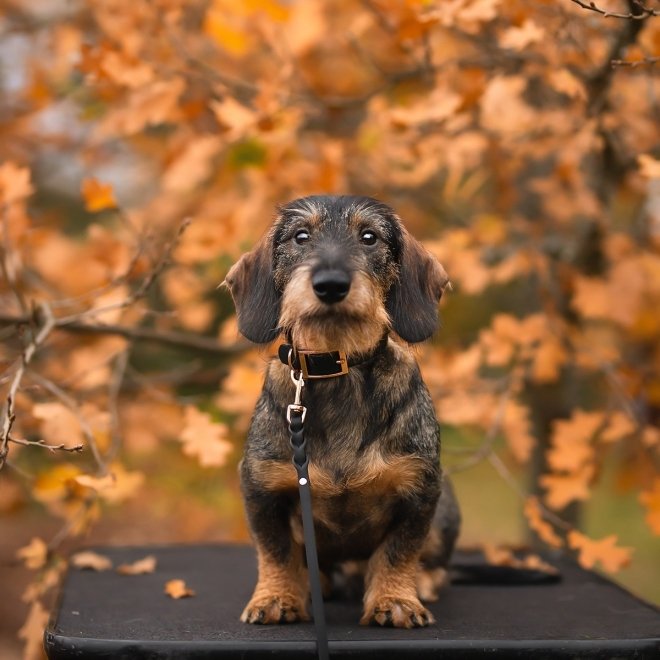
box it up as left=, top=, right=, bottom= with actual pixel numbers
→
left=1, top=0, right=659, bottom=658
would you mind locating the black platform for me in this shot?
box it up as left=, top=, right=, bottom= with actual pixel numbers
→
left=44, top=544, right=660, bottom=659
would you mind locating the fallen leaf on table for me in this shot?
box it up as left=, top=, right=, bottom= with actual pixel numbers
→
left=116, top=555, right=157, bottom=575
left=71, top=551, right=113, bottom=571
left=165, top=579, right=196, bottom=599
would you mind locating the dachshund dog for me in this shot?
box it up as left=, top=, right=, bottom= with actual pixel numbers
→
left=225, top=195, right=461, bottom=628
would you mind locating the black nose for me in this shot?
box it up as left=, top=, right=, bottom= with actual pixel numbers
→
left=311, top=269, right=351, bottom=304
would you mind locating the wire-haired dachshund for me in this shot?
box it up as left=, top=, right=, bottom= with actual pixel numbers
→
left=225, top=195, right=461, bottom=628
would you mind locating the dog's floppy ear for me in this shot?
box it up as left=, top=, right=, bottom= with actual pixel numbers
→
left=224, top=232, right=281, bottom=343
left=386, top=230, right=449, bottom=344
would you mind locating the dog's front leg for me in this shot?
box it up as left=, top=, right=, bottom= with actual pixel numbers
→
left=361, top=490, right=438, bottom=628
left=240, top=475, right=309, bottom=624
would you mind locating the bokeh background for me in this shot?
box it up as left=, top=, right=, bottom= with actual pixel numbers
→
left=1, top=0, right=659, bottom=657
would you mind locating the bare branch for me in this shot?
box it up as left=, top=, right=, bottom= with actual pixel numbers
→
left=0, top=312, right=248, bottom=355
left=571, top=0, right=660, bottom=19
left=611, top=55, right=660, bottom=66
left=8, top=435, right=83, bottom=454
left=0, top=303, right=55, bottom=470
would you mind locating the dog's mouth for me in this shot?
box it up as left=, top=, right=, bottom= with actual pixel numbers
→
left=279, top=269, right=390, bottom=354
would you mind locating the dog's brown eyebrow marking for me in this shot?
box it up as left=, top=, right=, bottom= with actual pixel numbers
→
left=252, top=454, right=423, bottom=497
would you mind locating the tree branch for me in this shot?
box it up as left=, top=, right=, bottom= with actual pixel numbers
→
left=571, top=0, right=660, bottom=19
left=0, top=312, right=249, bottom=355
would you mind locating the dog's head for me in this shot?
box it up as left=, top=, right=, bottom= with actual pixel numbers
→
left=225, top=195, right=449, bottom=352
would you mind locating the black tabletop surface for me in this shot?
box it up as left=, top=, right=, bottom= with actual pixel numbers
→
left=45, top=544, right=660, bottom=659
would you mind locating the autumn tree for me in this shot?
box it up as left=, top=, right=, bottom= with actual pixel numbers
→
left=1, top=0, right=659, bottom=657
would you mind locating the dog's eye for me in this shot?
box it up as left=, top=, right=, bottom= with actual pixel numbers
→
left=360, top=230, right=377, bottom=246
left=294, top=229, right=310, bottom=245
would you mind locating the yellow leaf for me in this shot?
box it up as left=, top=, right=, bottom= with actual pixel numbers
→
left=0, top=161, right=33, bottom=205
left=75, top=464, right=144, bottom=504
left=81, top=178, right=117, bottom=212
left=16, top=537, right=48, bottom=570
left=33, top=464, right=83, bottom=504
left=523, top=497, right=563, bottom=548
left=117, top=555, right=157, bottom=575
left=639, top=479, right=660, bottom=535
left=180, top=406, right=233, bottom=468
left=567, top=531, right=632, bottom=573
left=71, top=551, right=113, bottom=571
left=164, top=578, right=196, bottom=599
left=204, top=9, right=249, bottom=55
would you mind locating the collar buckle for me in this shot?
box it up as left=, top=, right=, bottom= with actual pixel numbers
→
left=298, top=349, right=349, bottom=379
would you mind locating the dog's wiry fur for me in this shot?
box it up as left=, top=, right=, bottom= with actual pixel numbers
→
left=225, top=195, right=461, bottom=628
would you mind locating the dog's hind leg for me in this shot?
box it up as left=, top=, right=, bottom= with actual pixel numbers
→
left=417, top=475, right=461, bottom=602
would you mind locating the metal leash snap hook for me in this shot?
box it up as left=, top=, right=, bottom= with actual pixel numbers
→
left=287, top=369, right=307, bottom=423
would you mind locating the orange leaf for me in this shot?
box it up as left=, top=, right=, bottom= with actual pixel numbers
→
left=81, top=178, right=117, bottom=212
left=601, top=412, right=636, bottom=444
left=16, top=537, right=48, bottom=570
left=500, top=19, right=544, bottom=51
left=71, top=551, right=113, bottom=571
left=117, top=555, right=157, bottom=575
left=0, top=161, right=33, bottom=205
left=165, top=578, right=196, bottom=599
left=540, top=463, right=595, bottom=510
left=639, top=479, right=660, bottom=535
left=180, top=406, right=233, bottom=467
left=638, top=154, right=660, bottom=179
left=567, top=531, right=632, bottom=573
left=523, top=497, right=563, bottom=548
left=546, top=409, right=604, bottom=472
left=502, top=400, right=535, bottom=463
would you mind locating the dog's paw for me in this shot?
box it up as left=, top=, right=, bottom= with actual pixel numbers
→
left=241, top=594, right=309, bottom=624
left=360, top=597, right=435, bottom=628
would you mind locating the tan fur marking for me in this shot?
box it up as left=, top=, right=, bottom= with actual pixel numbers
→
left=361, top=547, right=433, bottom=628
left=241, top=545, right=309, bottom=623
left=253, top=454, right=423, bottom=498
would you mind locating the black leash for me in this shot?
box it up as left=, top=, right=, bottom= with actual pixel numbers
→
left=287, top=370, right=330, bottom=660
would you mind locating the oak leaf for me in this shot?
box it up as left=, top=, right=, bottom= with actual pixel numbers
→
left=639, top=479, right=660, bottom=535
left=117, top=555, right=157, bottom=575
left=567, top=531, right=632, bottom=573
left=601, top=412, right=636, bottom=444
left=180, top=406, right=233, bottom=467
left=71, top=551, right=113, bottom=571
left=546, top=410, right=604, bottom=472
left=16, top=537, right=48, bottom=570
left=540, top=463, right=595, bottom=510
left=502, top=400, right=535, bottom=463
left=523, top=497, right=563, bottom=548
left=500, top=19, right=544, bottom=51
left=165, top=579, right=196, bottom=599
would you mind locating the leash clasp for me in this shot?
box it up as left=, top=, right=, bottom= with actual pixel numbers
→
left=287, top=369, right=307, bottom=423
